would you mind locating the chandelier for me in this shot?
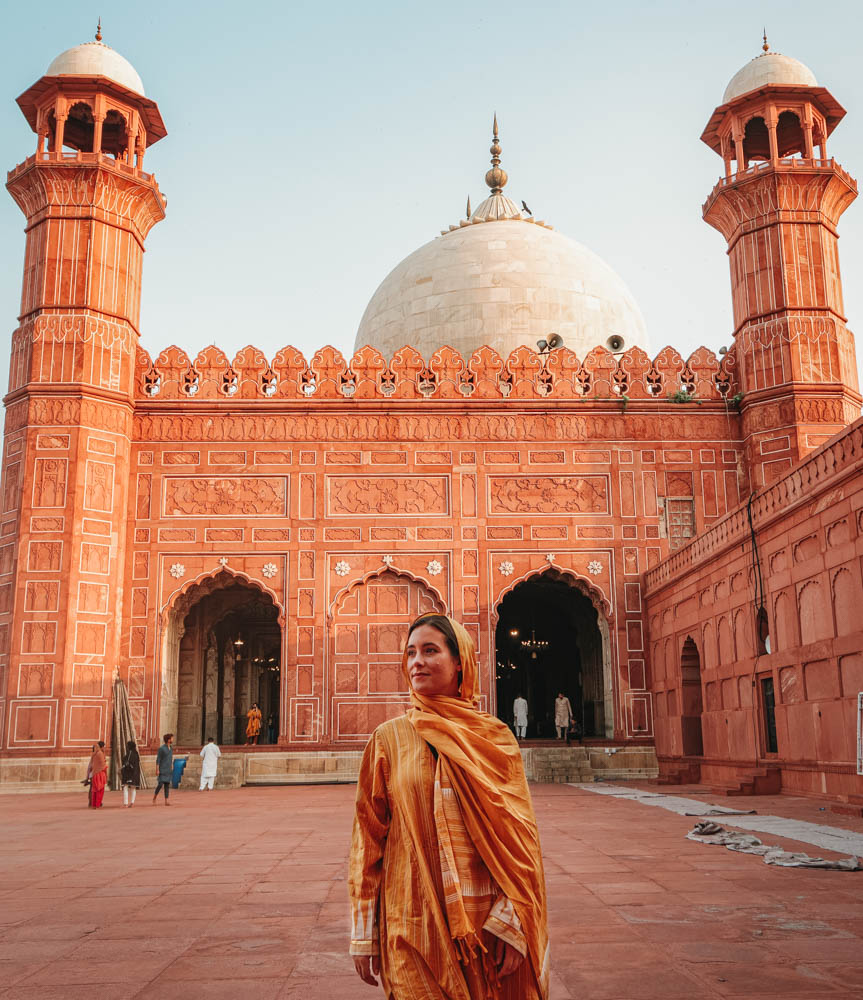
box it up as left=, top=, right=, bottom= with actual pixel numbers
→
left=253, top=654, right=280, bottom=673
left=521, top=629, right=549, bottom=659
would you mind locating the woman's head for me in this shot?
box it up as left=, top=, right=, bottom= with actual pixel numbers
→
left=97, top=740, right=105, bottom=749
left=126, top=739, right=136, bottom=752
left=403, top=614, right=478, bottom=701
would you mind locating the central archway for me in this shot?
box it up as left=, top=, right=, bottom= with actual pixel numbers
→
left=160, top=571, right=283, bottom=745
left=494, top=570, right=612, bottom=739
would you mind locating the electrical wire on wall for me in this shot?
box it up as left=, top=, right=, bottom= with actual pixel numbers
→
left=747, top=492, right=769, bottom=760
left=747, top=493, right=769, bottom=653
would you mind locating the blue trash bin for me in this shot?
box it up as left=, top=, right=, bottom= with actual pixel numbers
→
left=171, top=756, right=187, bottom=789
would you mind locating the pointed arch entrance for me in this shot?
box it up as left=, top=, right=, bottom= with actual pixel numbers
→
left=680, top=636, right=704, bottom=756
left=494, top=569, right=612, bottom=738
left=328, top=568, right=444, bottom=743
left=160, top=570, right=284, bottom=745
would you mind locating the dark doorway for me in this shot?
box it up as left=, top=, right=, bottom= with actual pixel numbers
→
left=680, top=637, right=704, bottom=756
left=760, top=676, right=779, bottom=754
left=174, top=574, right=282, bottom=746
left=495, top=571, right=607, bottom=739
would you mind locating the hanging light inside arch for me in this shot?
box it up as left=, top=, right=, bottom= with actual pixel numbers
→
left=521, top=629, right=549, bottom=660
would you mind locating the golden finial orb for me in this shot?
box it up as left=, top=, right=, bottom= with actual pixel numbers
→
left=96, top=17, right=102, bottom=42
left=762, top=28, right=769, bottom=53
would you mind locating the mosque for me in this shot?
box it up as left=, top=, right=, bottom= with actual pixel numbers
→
left=0, top=28, right=861, bottom=801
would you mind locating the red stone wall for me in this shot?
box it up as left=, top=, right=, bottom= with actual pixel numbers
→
left=644, top=416, right=863, bottom=799
left=60, top=340, right=747, bottom=752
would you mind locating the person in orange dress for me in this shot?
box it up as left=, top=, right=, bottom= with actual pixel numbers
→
left=88, top=740, right=108, bottom=808
left=245, top=703, right=262, bottom=745
left=349, top=613, right=549, bottom=999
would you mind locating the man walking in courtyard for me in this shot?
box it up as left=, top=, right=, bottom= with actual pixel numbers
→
left=554, top=692, right=573, bottom=740
left=513, top=692, right=529, bottom=739
left=153, top=733, right=175, bottom=805
left=199, top=736, right=221, bottom=790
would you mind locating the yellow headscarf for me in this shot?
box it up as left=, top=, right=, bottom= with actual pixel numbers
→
left=403, top=614, right=549, bottom=997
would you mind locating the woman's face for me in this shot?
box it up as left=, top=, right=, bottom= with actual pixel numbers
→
left=406, top=624, right=461, bottom=697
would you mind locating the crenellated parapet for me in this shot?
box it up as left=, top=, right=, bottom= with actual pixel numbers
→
left=134, top=343, right=739, bottom=403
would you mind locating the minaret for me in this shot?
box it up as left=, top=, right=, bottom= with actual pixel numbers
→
left=0, top=27, right=166, bottom=754
left=701, top=35, right=861, bottom=488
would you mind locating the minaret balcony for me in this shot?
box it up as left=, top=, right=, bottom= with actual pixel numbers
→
left=7, top=149, right=164, bottom=203
left=703, top=156, right=856, bottom=216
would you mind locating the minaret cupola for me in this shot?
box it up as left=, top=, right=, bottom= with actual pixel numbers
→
left=15, top=21, right=166, bottom=168
left=702, top=32, right=845, bottom=176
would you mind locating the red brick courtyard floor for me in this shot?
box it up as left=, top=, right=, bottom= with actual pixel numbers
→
left=0, top=782, right=862, bottom=999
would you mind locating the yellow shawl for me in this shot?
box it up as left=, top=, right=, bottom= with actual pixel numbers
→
left=403, top=615, right=549, bottom=997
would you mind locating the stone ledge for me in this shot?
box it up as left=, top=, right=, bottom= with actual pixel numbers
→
left=0, top=746, right=658, bottom=791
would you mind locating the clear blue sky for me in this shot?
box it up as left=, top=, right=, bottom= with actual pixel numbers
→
left=2, top=0, right=863, bottom=388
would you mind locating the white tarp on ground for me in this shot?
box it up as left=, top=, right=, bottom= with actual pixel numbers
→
left=687, top=821, right=861, bottom=870
left=571, top=783, right=863, bottom=858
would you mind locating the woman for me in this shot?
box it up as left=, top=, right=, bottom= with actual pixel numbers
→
left=121, top=739, right=141, bottom=807
left=245, top=703, right=262, bottom=745
left=349, top=613, right=549, bottom=999
left=87, top=740, right=108, bottom=808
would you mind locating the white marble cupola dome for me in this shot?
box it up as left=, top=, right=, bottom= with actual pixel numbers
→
left=46, top=24, right=145, bottom=96
left=722, top=34, right=817, bottom=104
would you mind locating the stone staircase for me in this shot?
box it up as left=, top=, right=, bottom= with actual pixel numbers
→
left=719, top=765, right=782, bottom=797
left=160, top=752, right=246, bottom=790
left=522, top=746, right=659, bottom=783
left=831, top=794, right=863, bottom=818
left=653, top=760, right=702, bottom=786
left=524, top=747, right=593, bottom=783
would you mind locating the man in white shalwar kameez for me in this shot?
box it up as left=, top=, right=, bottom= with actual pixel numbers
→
left=199, top=737, right=221, bottom=790
left=513, top=693, right=529, bottom=739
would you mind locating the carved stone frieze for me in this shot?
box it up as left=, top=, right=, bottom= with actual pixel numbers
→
left=134, top=410, right=733, bottom=444
left=7, top=162, right=165, bottom=240
left=16, top=314, right=136, bottom=351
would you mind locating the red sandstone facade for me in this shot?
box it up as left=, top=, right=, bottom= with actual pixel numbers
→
left=0, top=40, right=861, bottom=798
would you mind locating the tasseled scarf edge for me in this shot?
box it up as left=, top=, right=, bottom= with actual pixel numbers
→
left=454, top=931, right=502, bottom=999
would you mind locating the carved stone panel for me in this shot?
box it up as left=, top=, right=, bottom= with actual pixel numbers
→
left=32, top=459, right=68, bottom=508
left=327, top=477, right=449, bottom=516
left=18, top=662, right=54, bottom=697
left=163, top=477, right=288, bottom=516
left=489, top=476, right=609, bottom=514
left=84, top=461, right=114, bottom=512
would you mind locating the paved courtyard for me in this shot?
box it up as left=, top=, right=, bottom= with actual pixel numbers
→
left=0, top=781, right=861, bottom=999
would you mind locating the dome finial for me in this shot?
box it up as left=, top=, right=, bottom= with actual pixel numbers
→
left=485, top=112, right=508, bottom=195
left=762, top=27, right=769, bottom=53
left=95, top=17, right=102, bottom=42
left=466, top=195, right=472, bottom=219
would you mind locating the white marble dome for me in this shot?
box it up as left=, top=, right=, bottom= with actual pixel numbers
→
left=723, top=51, right=817, bottom=104
left=354, top=218, right=648, bottom=361
left=46, top=41, right=145, bottom=96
